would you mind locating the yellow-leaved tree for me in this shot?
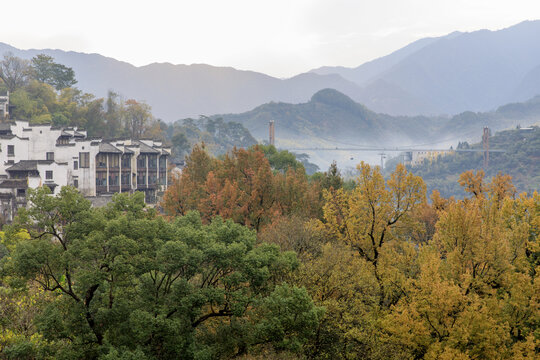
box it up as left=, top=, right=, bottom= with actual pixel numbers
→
left=385, top=171, right=539, bottom=359
left=318, top=162, right=426, bottom=306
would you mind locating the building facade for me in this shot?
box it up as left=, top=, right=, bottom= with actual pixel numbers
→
left=0, top=120, right=171, bottom=223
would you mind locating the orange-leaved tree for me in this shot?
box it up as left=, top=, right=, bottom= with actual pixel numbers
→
left=162, top=145, right=322, bottom=230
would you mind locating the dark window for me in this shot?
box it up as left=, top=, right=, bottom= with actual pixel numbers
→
left=159, top=172, right=167, bottom=185
left=57, top=137, right=70, bottom=145
left=137, top=173, right=146, bottom=185
left=96, top=172, right=107, bottom=186
left=121, top=173, right=130, bottom=185
left=148, top=155, right=157, bottom=169
left=121, top=155, right=131, bottom=168
left=17, top=188, right=25, bottom=197
left=137, top=155, right=146, bottom=168
left=6, top=160, right=14, bottom=165
left=45, top=170, right=53, bottom=180
left=7, top=145, right=14, bottom=156
left=109, top=154, right=119, bottom=168
left=159, top=156, right=167, bottom=169
left=79, top=152, right=90, bottom=168
left=74, top=179, right=78, bottom=188
left=109, top=173, right=119, bottom=186
left=46, top=152, right=54, bottom=161
left=74, top=160, right=78, bottom=170
left=96, top=153, right=107, bottom=168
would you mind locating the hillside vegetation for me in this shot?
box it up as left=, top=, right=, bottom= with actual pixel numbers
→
left=218, top=89, right=540, bottom=152
left=394, top=126, right=540, bottom=198
left=0, top=146, right=538, bottom=359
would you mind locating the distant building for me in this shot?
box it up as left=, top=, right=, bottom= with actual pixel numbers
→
left=405, top=150, right=447, bottom=167
left=0, top=92, right=9, bottom=120
left=0, top=120, right=171, bottom=223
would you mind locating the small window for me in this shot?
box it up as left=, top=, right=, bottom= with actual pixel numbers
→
left=46, top=152, right=54, bottom=161
left=74, top=160, right=78, bottom=170
left=7, top=145, right=14, bottom=156
left=45, top=170, right=53, bottom=180
left=17, top=189, right=25, bottom=197
left=74, top=179, right=78, bottom=188
left=7, top=160, right=14, bottom=165
left=79, top=152, right=90, bottom=168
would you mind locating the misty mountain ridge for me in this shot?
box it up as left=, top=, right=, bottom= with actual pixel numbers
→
left=2, top=20, right=540, bottom=121
left=217, top=88, right=540, bottom=152
left=0, top=41, right=364, bottom=121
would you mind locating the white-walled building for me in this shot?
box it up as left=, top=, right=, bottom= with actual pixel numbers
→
left=0, top=120, right=171, bottom=223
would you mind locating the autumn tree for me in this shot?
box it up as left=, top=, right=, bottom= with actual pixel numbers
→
left=163, top=145, right=322, bottom=231
left=318, top=162, right=425, bottom=304
left=384, top=173, right=539, bottom=359
left=123, top=99, right=152, bottom=139
left=0, top=52, right=32, bottom=92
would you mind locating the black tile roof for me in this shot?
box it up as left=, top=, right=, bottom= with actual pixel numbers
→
left=0, top=179, right=28, bottom=188
left=137, top=141, right=160, bottom=154
left=6, top=160, right=53, bottom=172
left=99, top=142, right=122, bottom=153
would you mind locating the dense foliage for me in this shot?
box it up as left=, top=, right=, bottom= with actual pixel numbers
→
left=164, top=117, right=258, bottom=161
left=2, top=157, right=537, bottom=359
left=0, top=189, right=321, bottom=359
left=163, top=145, right=322, bottom=231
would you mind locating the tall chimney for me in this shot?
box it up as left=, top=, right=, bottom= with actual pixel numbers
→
left=269, top=120, right=275, bottom=146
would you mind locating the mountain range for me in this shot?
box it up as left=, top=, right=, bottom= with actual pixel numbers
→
left=311, top=20, right=540, bottom=115
left=2, top=20, right=540, bottom=120
left=217, top=88, right=540, bottom=148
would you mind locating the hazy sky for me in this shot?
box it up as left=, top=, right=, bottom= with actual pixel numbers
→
left=3, top=0, right=540, bottom=77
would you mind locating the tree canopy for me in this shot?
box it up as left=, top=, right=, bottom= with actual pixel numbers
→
left=0, top=187, right=321, bottom=359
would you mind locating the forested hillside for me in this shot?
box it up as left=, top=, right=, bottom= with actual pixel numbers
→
left=398, top=126, right=540, bottom=198
left=0, top=145, right=538, bottom=359
left=218, top=88, right=540, bottom=151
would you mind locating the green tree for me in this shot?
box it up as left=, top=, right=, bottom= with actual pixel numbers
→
left=3, top=187, right=319, bottom=359
left=171, top=131, right=190, bottom=159
left=257, top=144, right=303, bottom=173
left=104, top=90, right=123, bottom=137
left=31, top=54, right=77, bottom=90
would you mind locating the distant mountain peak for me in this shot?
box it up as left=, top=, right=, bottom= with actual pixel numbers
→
left=311, top=88, right=357, bottom=107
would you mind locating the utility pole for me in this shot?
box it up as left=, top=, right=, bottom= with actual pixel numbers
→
left=482, top=127, right=490, bottom=168
left=378, top=152, right=386, bottom=169
left=269, top=120, right=275, bottom=146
